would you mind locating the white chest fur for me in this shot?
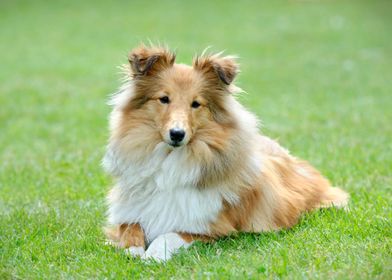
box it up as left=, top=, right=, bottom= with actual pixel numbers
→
left=104, top=143, right=231, bottom=242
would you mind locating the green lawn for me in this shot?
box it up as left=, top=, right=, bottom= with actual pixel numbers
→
left=1, top=0, right=391, bottom=279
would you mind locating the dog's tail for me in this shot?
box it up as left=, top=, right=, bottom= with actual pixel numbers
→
left=320, top=187, right=350, bottom=210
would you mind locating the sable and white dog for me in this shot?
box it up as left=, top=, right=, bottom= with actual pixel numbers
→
left=103, top=45, right=349, bottom=261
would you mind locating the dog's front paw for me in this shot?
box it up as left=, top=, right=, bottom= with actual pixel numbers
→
left=142, top=233, right=191, bottom=262
left=125, top=246, right=145, bottom=257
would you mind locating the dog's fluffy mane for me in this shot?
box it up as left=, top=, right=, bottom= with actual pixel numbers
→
left=104, top=48, right=262, bottom=194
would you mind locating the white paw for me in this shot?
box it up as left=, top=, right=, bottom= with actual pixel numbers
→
left=125, top=246, right=145, bottom=257
left=142, top=233, right=192, bottom=262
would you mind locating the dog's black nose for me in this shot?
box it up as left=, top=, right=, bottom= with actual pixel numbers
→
left=169, top=128, right=185, bottom=143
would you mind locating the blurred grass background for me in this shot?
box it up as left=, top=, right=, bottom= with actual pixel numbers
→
left=0, top=0, right=391, bottom=279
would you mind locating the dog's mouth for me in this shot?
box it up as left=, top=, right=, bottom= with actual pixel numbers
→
left=168, top=141, right=183, bottom=148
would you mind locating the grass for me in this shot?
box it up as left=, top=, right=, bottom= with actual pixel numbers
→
left=0, top=0, right=391, bottom=279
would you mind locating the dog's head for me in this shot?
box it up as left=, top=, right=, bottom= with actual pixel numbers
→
left=116, top=45, right=240, bottom=148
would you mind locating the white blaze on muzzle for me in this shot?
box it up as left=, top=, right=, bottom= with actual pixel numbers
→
left=165, top=110, right=190, bottom=146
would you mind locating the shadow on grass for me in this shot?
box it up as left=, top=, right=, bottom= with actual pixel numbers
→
left=181, top=206, right=352, bottom=259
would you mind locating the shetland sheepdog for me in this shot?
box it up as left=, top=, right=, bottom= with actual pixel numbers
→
left=103, top=45, right=349, bottom=261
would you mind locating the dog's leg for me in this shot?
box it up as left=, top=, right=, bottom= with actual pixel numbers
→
left=142, top=232, right=212, bottom=262
left=105, top=223, right=146, bottom=257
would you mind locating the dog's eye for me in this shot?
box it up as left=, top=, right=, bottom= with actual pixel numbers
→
left=159, top=96, right=170, bottom=104
left=191, top=101, right=201, bottom=109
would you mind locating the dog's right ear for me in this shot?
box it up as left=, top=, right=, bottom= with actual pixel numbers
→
left=193, top=52, right=239, bottom=88
left=128, top=45, right=176, bottom=77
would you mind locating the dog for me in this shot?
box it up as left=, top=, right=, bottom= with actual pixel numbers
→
left=103, top=45, right=349, bottom=262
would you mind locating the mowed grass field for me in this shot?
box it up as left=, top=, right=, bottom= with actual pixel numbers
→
left=1, top=0, right=391, bottom=279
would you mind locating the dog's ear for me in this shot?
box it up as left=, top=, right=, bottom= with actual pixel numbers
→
left=193, top=52, right=239, bottom=87
left=128, top=45, right=176, bottom=77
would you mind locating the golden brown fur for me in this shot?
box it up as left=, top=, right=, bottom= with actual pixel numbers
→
left=104, top=44, right=349, bottom=253
left=105, top=223, right=145, bottom=249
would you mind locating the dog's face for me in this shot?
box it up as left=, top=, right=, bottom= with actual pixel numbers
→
left=137, top=64, right=211, bottom=147
left=123, top=46, right=239, bottom=148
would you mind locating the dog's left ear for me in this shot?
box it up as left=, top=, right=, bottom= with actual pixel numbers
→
left=193, top=53, right=239, bottom=87
left=128, top=45, right=176, bottom=77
